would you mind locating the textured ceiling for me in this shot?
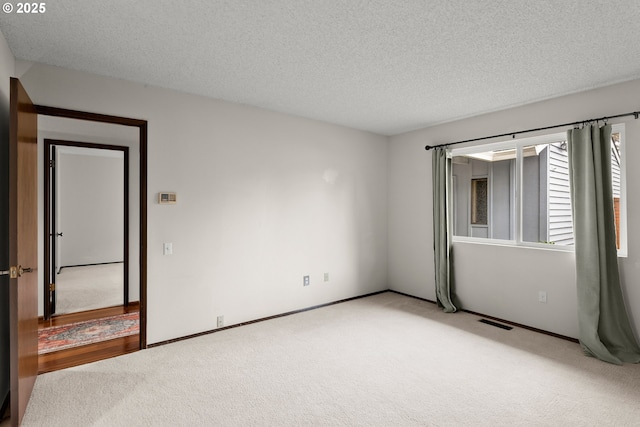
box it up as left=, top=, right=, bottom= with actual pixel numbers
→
left=2, top=1, right=640, bottom=135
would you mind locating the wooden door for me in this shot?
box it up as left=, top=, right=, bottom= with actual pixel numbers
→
left=8, top=77, right=38, bottom=426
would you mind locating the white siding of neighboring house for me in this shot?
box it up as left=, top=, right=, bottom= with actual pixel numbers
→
left=546, top=142, right=621, bottom=245
left=547, top=143, right=574, bottom=245
left=612, top=143, right=621, bottom=198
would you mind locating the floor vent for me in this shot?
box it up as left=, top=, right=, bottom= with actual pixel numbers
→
left=479, top=319, right=513, bottom=330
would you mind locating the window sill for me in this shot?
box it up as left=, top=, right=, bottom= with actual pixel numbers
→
left=452, top=236, right=628, bottom=258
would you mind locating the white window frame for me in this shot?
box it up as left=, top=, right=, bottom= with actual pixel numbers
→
left=450, top=123, right=627, bottom=257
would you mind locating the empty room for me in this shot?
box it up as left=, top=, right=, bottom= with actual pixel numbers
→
left=1, top=1, right=640, bottom=426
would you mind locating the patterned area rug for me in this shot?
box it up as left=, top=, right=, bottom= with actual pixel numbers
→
left=39, top=312, right=139, bottom=354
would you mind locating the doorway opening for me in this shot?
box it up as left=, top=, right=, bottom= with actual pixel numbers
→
left=36, top=106, right=147, bottom=372
left=45, top=140, right=130, bottom=317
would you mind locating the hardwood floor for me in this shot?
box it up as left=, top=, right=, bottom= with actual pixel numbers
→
left=38, top=304, right=140, bottom=374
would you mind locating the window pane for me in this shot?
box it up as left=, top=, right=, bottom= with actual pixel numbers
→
left=521, top=143, right=574, bottom=245
left=452, top=151, right=513, bottom=240
left=471, top=178, right=487, bottom=225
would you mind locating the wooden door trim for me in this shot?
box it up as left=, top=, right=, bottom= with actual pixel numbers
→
left=44, top=139, right=130, bottom=319
left=34, top=105, right=146, bottom=127
left=36, top=105, right=148, bottom=349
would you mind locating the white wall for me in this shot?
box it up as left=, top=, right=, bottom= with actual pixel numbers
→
left=19, top=63, right=389, bottom=344
left=389, top=79, right=640, bottom=339
left=58, top=149, right=124, bottom=267
left=0, top=28, right=15, bottom=410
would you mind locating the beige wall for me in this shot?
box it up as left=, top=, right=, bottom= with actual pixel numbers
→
left=19, top=62, right=389, bottom=344
left=389, top=79, right=640, bottom=339
left=57, top=150, right=124, bottom=266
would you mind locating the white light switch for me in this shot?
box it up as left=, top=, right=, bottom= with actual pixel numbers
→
left=163, top=242, right=173, bottom=255
left=538, top=291, right=547, bottom=303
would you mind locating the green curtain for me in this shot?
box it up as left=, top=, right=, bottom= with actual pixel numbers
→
left=567, top=124, right=640, bottom=364
left=432, top=148, right=457, bottom=313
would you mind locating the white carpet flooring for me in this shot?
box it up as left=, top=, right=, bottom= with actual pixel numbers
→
left=54, top=264, right=124, bottom=314
left=21, top=292, right=640, bottom=426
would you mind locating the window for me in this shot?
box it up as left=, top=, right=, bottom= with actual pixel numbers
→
left=450, top=124, right=626, bottom=255
left=470, top=178, right=488, bottom=225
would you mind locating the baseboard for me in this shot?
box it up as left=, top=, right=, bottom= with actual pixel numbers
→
left=39, top=301, right=140, bottom=322
left=148, top=290, right=389, bottom=348
left=58, top=261, right=123, bottom=273
left=388, top=289, right=578, bottom=343
left=388, top=289, right=437, bottom=305
left=145, top=288, right=579, bottom=348
left=462, top=308, right=579, bottom=343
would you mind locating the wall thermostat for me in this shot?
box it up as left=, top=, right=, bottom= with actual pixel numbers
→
left=158, top=192, right=177, bottom=204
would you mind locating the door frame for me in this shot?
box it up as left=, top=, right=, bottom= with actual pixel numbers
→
left=36, top=105, right=148, bottom=348
left=44, top=139, right=130, bottom=318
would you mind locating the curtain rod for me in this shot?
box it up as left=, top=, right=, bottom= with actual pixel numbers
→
left=424, top=110, right=640, bottom=151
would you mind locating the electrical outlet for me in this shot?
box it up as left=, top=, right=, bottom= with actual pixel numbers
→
left=324, top=272, right=329, bottom=282
left=303, top=275, right=310, bottom=286
left=217, top=315, right=224, bottom=327
left=538, top=291, right=547, bottom=303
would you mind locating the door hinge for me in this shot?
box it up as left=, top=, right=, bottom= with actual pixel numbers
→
left=49, top=159, right=55, bottom=167
left=49, top=283, right=55, bottom=292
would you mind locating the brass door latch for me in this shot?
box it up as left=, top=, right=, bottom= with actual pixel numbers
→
left=0, top=265, right=34, bottom=279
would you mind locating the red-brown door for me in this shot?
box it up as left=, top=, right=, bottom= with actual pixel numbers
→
left=8, top=77, right=38, bottom=426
